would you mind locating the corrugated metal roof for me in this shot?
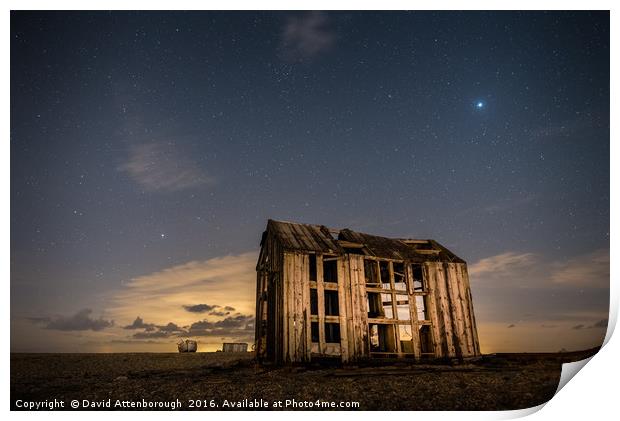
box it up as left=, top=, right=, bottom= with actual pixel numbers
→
left=265, top=220, right=464, bottom=263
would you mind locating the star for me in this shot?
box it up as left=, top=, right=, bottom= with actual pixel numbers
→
left=475, top=100, right=485, bottom=109
left=160, top=233, right=166, bottom=238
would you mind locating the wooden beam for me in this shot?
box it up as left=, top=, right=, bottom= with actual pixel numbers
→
left=317, top=255, right=326, bottom=354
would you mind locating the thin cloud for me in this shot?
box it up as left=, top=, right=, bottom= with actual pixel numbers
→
left=183, top=304, right=219, bottom=313
left=208, top=311, right=230, bottom=317
left=469, top=252, right=536, bottom=277
left=186, top=315, right=255, bottom=337
left=156, top=322, right=185, bottom=333
left=550, top=249, right=609, bottom=288
left=33, top=309, right=114, bottom=332
left=133, top=331, right=171, bottom=339
left=118, top=142, right=216, bottom=192
left=123, top=316, right=155, bottom=330
left=281, top=12, right=335, bottom=61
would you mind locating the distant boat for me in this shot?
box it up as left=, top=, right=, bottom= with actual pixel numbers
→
left=177, top=339, right=198, bottom=353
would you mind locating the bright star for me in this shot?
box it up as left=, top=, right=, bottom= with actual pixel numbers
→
left=475, top=101, right=485, bottom=109
left=160, top=233, right=166, bottom=238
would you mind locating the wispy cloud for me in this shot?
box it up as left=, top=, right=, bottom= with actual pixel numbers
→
left=281, top=12, right=335, bottom=61
left=470, top=249, right=609, bottom=291
left=30, top=309, right=114, bottom=332
left=183, top=304, right=219, bottom=313
left=469, top=252, right=536, bottom=277
left=118, top=142, right=216, bottom=192
left=123, top=316, right=155, bottom=330
left=550, top=249, right=609, bottom=288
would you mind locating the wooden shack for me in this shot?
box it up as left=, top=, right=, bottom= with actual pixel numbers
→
left=255, top=219, right=480, bottom=364
left=222, top=342, right=248, bottom=353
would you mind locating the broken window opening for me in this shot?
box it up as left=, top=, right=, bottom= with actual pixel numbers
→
left=311, top=321, right=319, bottom=343
left=399, top=325, right=414, bottom=353
left=309, top=254, right=317, bottom=282
left=396, top=294, right=410, bottom=320
left=367, top=292, right=383, bottom=318
left=364, top=259, right=379, bottom=285
left=323, top=258, right=338, bottom=283
left=324, top=290, right=340, bottom=316
left=419, top=324, right=434, bottom=355
left=393, top=262, right=407, bottom=291
left=412, top=264, right=425, bottom=291
left=325, top=322, right=341, bottom=343
left=381, top=293, right=394, bottom=319
left=416, top=295, right=429, bottom=321
left=368, top=324, right=397, bottom=353
left=310, top=288, right=318, bottom=315
left=380, top=261, right=391, bottom=289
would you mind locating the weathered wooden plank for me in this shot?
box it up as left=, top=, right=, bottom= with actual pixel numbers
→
left=407, top=264, right=421, bottom=359
left=317, top=255, right=326, bottom=354
left=445, top=263, right=465, bottom=359
left=336, top=257, right=349, bottom=362
left=302, top=254, right=312, bottom=361
left=435, top=263, right=456, bottom=357
left=352, top=255, right=370, bottom=359
left=288, top=253, right=295, bottom=362
left=293, top=223, right=321, bottom=253
left=462, top=265, right=480, bottom=355
left=424, top=262, right=445, bottom=358
left=293, top=253, right=304, bottom=362
left=455, top=263, right=474, bottom=356
left=341, top=257, right=354, bottom=362
left=281, top=224, right=303, bottom=251
left=348, top=256, right=358, bottom=359
left=282, top=254, right=290, bottom=362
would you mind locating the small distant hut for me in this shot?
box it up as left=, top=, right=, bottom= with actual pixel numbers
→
left=255, top=220, right=480, bottom=364
left=222, top=343, right=248, bottom=353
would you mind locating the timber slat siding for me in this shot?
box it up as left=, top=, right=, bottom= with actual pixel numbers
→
left=463, top=267, right=481, bottom=355
left=433, top=262, right=456, bottom=357
left=424, top=263, right=444, bottom=358
left=349, top=255, right=366, bottom=359
left=317, top=255, right=326, bottom=354
left=445, top=263, right=464, bottom=359
left=338, top=257, right=349, bottom=362
left=456, top=264, right=475, bottom=356
left=302, top=254, right=312, bottom=361
left=407, top=264, right=422, bottom=359
left=256, top=220, right=480, bottom=364
left=342, top=257, right=354, bottom=362
left=293, top=253, right=304, bottom=362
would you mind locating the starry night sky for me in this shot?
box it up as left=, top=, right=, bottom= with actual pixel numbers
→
left=11, top=11, right=609, bottom=352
